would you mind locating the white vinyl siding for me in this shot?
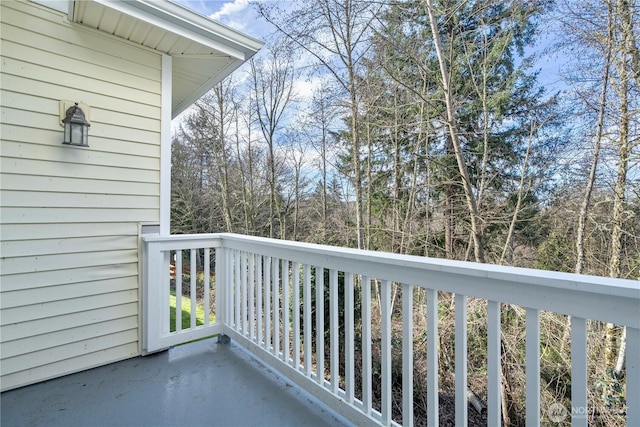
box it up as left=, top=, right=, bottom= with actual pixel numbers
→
left=0, top=0, right=162, bottom=391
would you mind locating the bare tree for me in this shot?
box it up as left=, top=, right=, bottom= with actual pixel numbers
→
left=555, top=1, right=639, bottom=420
left=249, top=39, right=297, bottom=239
left=304, top=85, right=341, bottom=243
left=606, top=0, right=638, bottom=382
left=257, top=0, right=382, bottom=249
left=573, top=5, right=614, bottom=275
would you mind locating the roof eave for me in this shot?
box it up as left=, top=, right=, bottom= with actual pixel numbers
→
left=172, top=57, right=246, bottom=119
left=84, top=0, right=263, bottom=60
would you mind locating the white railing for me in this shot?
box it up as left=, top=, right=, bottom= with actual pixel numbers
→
left=142, top=233, right=640, bottom=427
left=142, top=234, right=223, bottom=353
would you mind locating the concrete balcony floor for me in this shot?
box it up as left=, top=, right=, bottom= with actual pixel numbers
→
left=1, top=338, right=350, bottom=427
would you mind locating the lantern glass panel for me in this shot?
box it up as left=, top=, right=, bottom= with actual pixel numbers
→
left=71, top=123, right=83, bottom=145
left=64, top=123, right=71, bottom=143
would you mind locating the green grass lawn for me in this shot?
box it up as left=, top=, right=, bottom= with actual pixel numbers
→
left=169, top=290, right=214, bottom=332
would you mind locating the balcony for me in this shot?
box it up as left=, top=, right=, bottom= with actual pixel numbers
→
left=1, top=336, right=348, bottom=426
left=3, top=233, right=639, bottom=426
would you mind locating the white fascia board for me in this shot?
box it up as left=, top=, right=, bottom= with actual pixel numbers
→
left=90, top=0, right=263, bottom=60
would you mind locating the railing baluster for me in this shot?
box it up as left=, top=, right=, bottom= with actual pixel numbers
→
left=571, top=317, right=587, bottom=427
left=248, top=254, right=255, bottom=340
left=264, top=256, right=271, bottom=351
left=628, top=327, right=640, bottom=427
left=487, top=300, right=501, bottom=426
left=190, top=249, right=197, bottom=329
left=257, top=255, right=263, bottom=345
left=381, top=279, right=392, bottom=425
left=272, top=257, right=279, bottom=356
left=455, top=293, right=468, bottom=426
left=362, top=276, right=372, bottom=414
left=316, top=267, right=325, bottom=385
left=526, top=308, right=540, bottom=426
left=162, top=250, right=170, bottom=336
left=402, top=283, right=414, bottom=426
left=227, top=250, right=233, bottom=326
left=175, top=250, right=182, bottom=334
left=226, top=250, right=233, bottom=326
left=214, top=247, right=226, bottom=327
left=293, top=262, right=301, bottom=371
left=427, top=289, right=438, bottom=427
left=234, top=250, right=241, bottom=329
left=330, top=268, right=338, bottom=393
left=282, top=260, right=290, bottom=364
left=204, top=248, right=211, bottom=326
left=303, top=264, right=312, bottom=376
left=241, top=251, right=247, bottom=335
left=345, top=272, right=355, bottom=403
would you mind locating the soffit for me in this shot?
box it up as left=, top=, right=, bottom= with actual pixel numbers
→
left=71, top=0, right=262, bottom=117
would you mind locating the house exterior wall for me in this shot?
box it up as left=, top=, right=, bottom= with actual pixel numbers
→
left=0, top=0, right=162, bottom=391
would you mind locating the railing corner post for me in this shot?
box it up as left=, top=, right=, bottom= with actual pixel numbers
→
left=216, top=245, right=229, bottom=329
left=141, top=237, right=162, bottom=355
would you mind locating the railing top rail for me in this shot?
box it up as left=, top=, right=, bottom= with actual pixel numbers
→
left=143, top=232, right=639, bottom=326
left=142, top=233, right=224, bottom=251
left=143, top=232, right=225, bottom=243
left=217, top=233, right=638, bottom=295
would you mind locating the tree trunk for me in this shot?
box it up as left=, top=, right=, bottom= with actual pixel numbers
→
left=321, top=122, right=329, bottom=244
left=365, top=120, right=373, bottom=250
left=445, top=136, right=454, bottom=259
left=605, top=0, right=633, bottom=398
left=575, top=11, right=612, bottom=275
left=214, top=88, right=233, bottom=233
left=617, top=0, right=640, bottom=88
left=349, top=72, right=365, bottom=249
left=610, top=1, right=631, bottom=281
left=392, top=87, right=401, bottom=253
left=426, top=0, right=485, bottom=263
left=500, top=120, right=534, bottom=264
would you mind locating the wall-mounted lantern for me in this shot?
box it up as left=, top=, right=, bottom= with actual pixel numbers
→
left=62, top=102, right=90, bottom=147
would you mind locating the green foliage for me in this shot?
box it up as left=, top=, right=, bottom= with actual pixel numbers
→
left=302, top=268, right=362, bottom=353
left=534, top=231, right=575, bottom=272
left=596, top=369, right=626, bottom=409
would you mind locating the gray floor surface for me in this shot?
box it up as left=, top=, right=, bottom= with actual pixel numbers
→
left=1, top=339, right=352, bottom=427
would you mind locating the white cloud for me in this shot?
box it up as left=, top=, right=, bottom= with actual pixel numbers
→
left=206, top=0, right=272, bottom=37
left=293, top=79, right=316, bottom=102
left=210, top=0, right=249, bottom=21
left=174, top=0, right=272, bottom=39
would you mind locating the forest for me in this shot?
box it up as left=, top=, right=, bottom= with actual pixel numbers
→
left=170, top=1, right=639, bottom=425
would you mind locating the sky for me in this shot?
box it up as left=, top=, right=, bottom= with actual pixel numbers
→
left=173, top=0, right=567, bottom=94
left=174, top=0, right=268, bottom=39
